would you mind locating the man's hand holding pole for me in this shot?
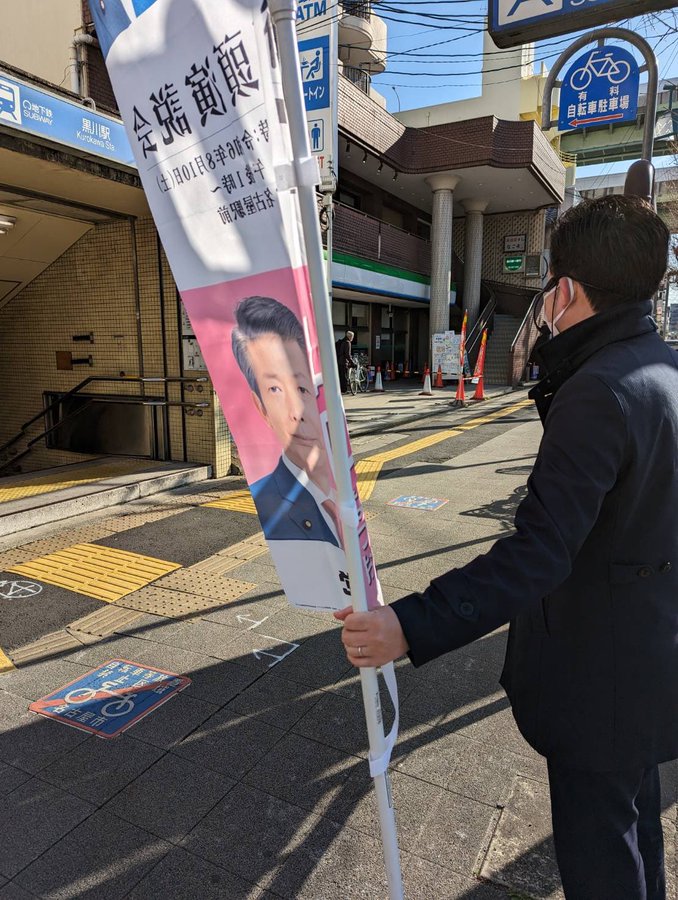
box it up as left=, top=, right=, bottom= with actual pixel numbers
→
left=334, top=605, right=409, bottom=668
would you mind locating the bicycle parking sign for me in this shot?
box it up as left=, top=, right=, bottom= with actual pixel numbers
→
left=558, top=45, right=639, bottom=132
left=30, top=659, right=190, bottom=738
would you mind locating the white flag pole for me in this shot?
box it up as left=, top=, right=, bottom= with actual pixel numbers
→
left=268, top=2, right=404, bottom=896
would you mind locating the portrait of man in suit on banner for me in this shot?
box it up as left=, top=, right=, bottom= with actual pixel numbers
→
left=232, top=294, right=342, bottom=549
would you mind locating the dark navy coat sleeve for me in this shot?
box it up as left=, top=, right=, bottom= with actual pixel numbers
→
left=393, top=372, right=628, bottom=667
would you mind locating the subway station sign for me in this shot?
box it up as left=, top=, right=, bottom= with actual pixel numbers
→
left=0, top=69, right=134, bottom=168
left=489, top=0, right=678, bottom=48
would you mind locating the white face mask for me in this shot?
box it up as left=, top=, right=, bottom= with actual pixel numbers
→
left=545, top=277, right=574, bottom=336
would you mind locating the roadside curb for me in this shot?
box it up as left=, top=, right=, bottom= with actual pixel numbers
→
left=0, top=465, right=212, bottom=539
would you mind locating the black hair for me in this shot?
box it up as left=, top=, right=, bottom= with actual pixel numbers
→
left=232, top=296, right=305, bottom=400
left=549, top=195, right=669, bottom=311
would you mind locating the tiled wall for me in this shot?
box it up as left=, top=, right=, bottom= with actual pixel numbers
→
left=453, top=208, right=546, bottom=290
left=0, top=218, right=232, bottom=476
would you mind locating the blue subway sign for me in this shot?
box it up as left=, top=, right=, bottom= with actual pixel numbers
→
left=0, top=70, right=135, bottom=168
left=30, top=659, right=190, bottom=738
left=490, top=0, right=678, bottom=49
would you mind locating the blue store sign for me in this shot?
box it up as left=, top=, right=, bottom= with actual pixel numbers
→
left=298, top=35, right=330, bottom=111
left=0, top=70, right=135, bottom=168
left=558, top=45, right=640, bottom=132
left=30, top=659, right=190, bottom=738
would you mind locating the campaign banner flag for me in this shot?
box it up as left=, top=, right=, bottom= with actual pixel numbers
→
left=89, top=0, right=381, bottom=613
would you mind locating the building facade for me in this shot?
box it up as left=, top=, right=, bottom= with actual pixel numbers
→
left=0, top=1, right=564, bottom=477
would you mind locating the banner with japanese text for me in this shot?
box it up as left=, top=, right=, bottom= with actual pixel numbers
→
left=89, top=0, right=381, bottom=613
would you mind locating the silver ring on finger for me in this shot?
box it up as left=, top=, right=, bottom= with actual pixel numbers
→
left=358, top=646, right=364, bottom=658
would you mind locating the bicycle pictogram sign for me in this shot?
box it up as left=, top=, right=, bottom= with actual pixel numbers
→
left=559, top=44, right=640, bottom=132
left=568, top=50, right=632, bottom=91
left=30, top=659, right=191, bottom=738
left=0, top=579, right=43, bottom=599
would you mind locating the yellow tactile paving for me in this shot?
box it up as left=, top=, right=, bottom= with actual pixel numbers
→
left=8, top=543, right=181, bottom=603
left=355, top=398, right=533, bottom=502
left=0, top=647, right=15, bottom=673
left=0, top=459, right=166, bottom=504
left=202, top=490, right=258, bottom=514
left=117, top=577, right=255, bottom=617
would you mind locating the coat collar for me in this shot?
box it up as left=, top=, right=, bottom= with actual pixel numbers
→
left=529, top=300, right=656, bottom=421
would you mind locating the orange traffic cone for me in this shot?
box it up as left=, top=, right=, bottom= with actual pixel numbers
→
left=421, top=362, right=428, bottom=384
left=435, top=365, right=444, bottom=389
left=403, top=360, right=410, bottom=378
left=373, top=366, right=384, bottom=392
left=451, top=372, right=467, bottom=407
left=419, top=366, right=433, bottom=396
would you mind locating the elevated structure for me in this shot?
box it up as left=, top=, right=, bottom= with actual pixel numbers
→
left=560, top=81, right=678, bottom=165
left=576, top=166, right=678, bottom=229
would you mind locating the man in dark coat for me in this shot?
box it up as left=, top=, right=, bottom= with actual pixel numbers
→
left=335, top=196, right=677, bottom=899
left=336, top=329, right=355, bottom=393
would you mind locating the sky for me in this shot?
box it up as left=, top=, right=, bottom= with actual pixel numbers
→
left=369, top=2, right=678, bottom=176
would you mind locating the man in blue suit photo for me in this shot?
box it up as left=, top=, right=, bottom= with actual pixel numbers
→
left=232, top=295, right=341, bottom=548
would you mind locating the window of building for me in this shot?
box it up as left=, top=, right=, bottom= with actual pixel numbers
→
left=337, top=189, right=362, bottom=210
left=351, top=302, right=369, bottom=328
left=382, top=205, right=404, bottom=230
left=416, top=218, right=431, bottom=240
left=332, top=300, right=347, bottom=326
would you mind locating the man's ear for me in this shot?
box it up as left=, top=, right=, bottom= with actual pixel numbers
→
left=560, top=276, right=575, bottom=304
left=251, top=390, right=268, bottom=424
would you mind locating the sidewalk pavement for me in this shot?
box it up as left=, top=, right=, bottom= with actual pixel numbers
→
left=0, top=406, right=674, bottom=899
left=342, top=380, right=516, bottom=436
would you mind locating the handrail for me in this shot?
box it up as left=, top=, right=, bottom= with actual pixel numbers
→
left=510, top=291, right=544, bottom=353
left=0, top=390, right=210, bottom=474
left=0, top=374, right=208, bottom=457
left=466, top=285, right=497, bottom=357
left=509, top=290, right=545, bottom=386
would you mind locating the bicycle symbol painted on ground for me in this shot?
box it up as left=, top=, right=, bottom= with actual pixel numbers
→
left=30, top=660, right=192, bottom=738
left=0, top=579, right=43, bottom=599
left=63, top=683, right=137, bottom=718
left=568, top=50, right=632, bottom=91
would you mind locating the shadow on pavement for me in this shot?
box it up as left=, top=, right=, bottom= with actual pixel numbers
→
left=0, top=599, right=675, bottom=899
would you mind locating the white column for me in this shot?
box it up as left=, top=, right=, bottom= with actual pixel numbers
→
left=426, top=175, right=460, bottom=348
left=462, top=199, right=488, bottom=328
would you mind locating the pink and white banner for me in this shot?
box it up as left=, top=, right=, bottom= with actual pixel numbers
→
left=90, top=0, right=381, bottom=613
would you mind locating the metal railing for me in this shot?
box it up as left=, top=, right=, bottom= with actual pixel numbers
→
left=509, top=291, right=545, bottom=386
left=343, top=65, right=371, bottom=94
left=0, top=375, right=209, bottom=475
left=341, top=0, right=371, bottom=19
left=333, top=202, right=432, bottom=276
left=465, top=287, right=497, bottom=362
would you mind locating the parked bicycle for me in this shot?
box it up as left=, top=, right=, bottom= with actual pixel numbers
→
left=348, top=353, right=369, bottom=395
